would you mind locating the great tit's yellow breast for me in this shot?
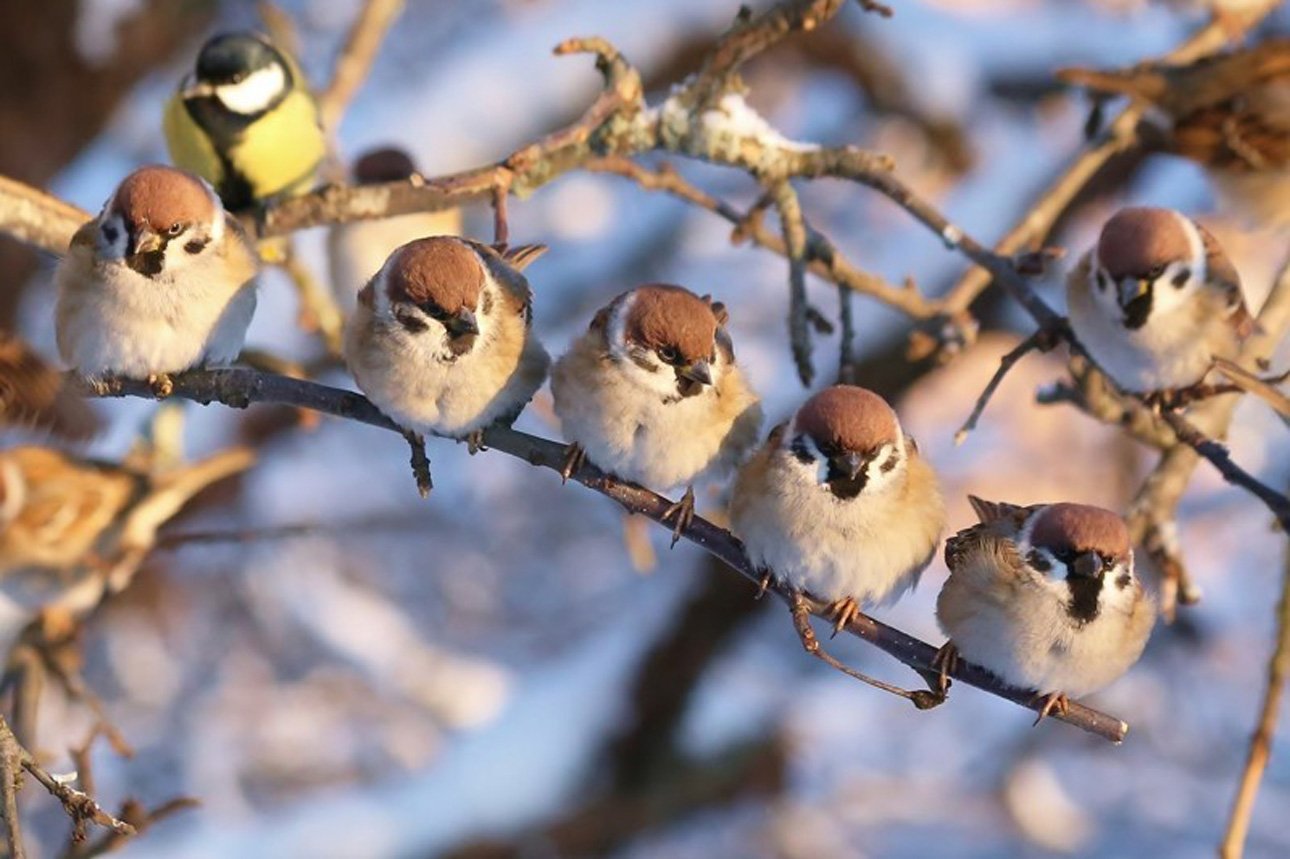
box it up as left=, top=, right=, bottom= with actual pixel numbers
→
left=228, top=88, right=325, bottom=201
left=163, top=91, right=226, bottom=191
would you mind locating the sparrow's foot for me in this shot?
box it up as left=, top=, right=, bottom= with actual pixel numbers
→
left=755, top=569, right=774, bottom=600
left=787, top=591, right=942, bottom=709
left=147, top=373, right=174, bottom=399
left=931, top=640, right=960, bottom=696
left=660, top=486, right=696, bottom=548
left=1030, top=691, right=1070, bottom=725
left=402, top=430, right=433, bottom=498
left=464, top=428, right=488, bottom=455
left=560, top=443, right=585, bottom=484
left=825, top=596, right=860, bottom=638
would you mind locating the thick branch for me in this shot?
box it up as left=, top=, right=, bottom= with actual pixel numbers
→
left=81, top=368, right=1128, bottom=742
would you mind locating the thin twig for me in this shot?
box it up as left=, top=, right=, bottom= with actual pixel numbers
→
left=769, top=179, right=814, bottom=385
left=0, top=717, right=26, bottom=859
left=1220, top=545, right=1290, bottom=859
left=955, top=328, right=1051, bottom=444
left=80, top=368, right=1130, bottom=742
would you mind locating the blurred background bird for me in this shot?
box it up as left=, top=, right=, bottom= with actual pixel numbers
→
left=163, top=30, right=326, bottom=212
left=0, top=333, right=99, bottom=442
left=0, top=444, right=253, bottom=585
left=1059, top=39, right=1290, bottom=227
left=327, top=147, right=463, bottom=316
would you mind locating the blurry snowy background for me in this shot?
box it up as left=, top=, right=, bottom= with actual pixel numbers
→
left=4, top=0, right=1290, bottom=856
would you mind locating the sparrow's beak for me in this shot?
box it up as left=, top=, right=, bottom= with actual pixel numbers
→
left=126, top=228, right=165, bottom=276
left=446, top=308, right=479, bottom=338
left=1070, top=551, right=1103, bottom=579
left=1117, top=278, right=1151, bottom=309
left=130, top=228, right=163, bottom=257
left=833, top=451, right=865, bottom=481
left=680, top=360, right=713, bottom=387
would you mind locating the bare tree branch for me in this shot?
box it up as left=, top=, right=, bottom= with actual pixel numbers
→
left=318, top=0, right=406, bottom=133
left=80, top=368, right=1129, bottom=742
left=1220, top=546, right=1290, bottom=859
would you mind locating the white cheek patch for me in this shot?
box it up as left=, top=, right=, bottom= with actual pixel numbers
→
left=215, top=64, right=287, bottom=115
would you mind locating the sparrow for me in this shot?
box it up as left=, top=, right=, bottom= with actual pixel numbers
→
left=550, top=283, right=762, bottom=541
left=163, top=31, right=326, bottom=211
left=1066, top=206, right=1255, bottom=397
left=936, top=496, right=1156, bottom=721
left=1058, top=39, right=1290, bottom=226
left=0, top=333, right=99, bottom=441
left=344, top=235, right=550, bottom=449
left=0, top=445, right=254, bottom=580
left=327, top=147, right=463, bottom=315
left=55, top=165, right=259, bottom=385
left=730, top=384, right=944, bottom=631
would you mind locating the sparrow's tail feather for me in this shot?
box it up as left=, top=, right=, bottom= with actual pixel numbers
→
left=1213, top=358, right=1290, bottom=421
left=119, top=447, right=256, bottom=551
left=502, top=243, right=548, bottom=272
left=966, top=495, right=1025, bottom=525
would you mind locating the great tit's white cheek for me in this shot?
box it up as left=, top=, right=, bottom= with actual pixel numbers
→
left=215, top=64, right=287, bottom=115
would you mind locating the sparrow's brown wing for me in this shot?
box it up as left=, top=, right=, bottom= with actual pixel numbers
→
left=459, top=239, right=540, bottom=325
left=0, top=333, right=99, bottom=441
left=946, top=497, right=1032, bottom=574
left=1196, top=224, right=1258, bottom=338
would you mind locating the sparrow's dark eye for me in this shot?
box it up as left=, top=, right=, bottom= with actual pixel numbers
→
left=1146, top=264, right=1166, bottom=280
left=422, top=303, right=449, bottom=322
left=166, top=223, right=184, bottom=237
left=658, top=346, right=681, bottom=364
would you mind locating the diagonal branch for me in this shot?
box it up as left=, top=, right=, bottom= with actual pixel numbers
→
left=318, top=0, right=406, bottom=134
left=80, top=368, right=1129, bottom=743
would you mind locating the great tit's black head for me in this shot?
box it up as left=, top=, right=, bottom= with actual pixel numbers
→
left=196, top=32, right=284, bottom=84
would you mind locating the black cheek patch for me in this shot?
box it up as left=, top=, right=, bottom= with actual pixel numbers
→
left=879, top=449, right=899, bottom=474
left=481, top=292, right=494, bottom=315
left=1171, top=269, right=1190, bottom=288
left=184, top=238, right=209, bottom=255
left=102, top=225, right=119, bottom=243
left=1115, top=573, right=1131, bottom=590
left=789, top=436, right=814, bottom=466
left=1026, top=550, right=1051, bottom=573
left=1095, top=271, right=1108, bottom=291
left=394, top=308, right=428, bottom=334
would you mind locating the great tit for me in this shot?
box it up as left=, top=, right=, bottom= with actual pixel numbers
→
left=163, top=31, right=326, bottom=211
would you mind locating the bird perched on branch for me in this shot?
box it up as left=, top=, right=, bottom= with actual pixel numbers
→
left=164, top=31, right=326, bottom=211
left=327, top=147, right=463, bottom=314
left=1058, top=39, right=1290, bottom=226
left=730, top=385, right=944, bottom=632
left=55, top=165, right=259, bottom=389
left=551, top=284, right=762, bottom=542
left=1066, top=206, right=1255, bottom=399
left=935, top=497, right=1155, bottom=721
left=344, top=236, right=550, bottom=450
left=0, top=445, right=254, bottom=583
